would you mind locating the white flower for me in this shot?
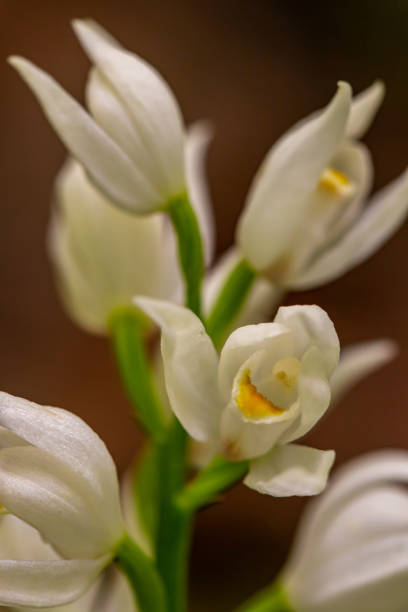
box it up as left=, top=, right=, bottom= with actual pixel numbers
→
left=237, top=81, right=408, bottom=288
left=47, top=119, right=214, bottom=335
left=49, top=158, right=181, bottom=335
left=190, top=338, right=397, bottom=469
left=0, top=515, right=136, bottom=612
left=9, top=19, right=189, bottom=215
left=0, top=391, right=125, bottom=609
left=135, top=297, right=340, bottom=497
left=282, top=450, right=408, bottom=612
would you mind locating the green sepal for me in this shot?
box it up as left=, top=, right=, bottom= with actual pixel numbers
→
left=168, top=193, right=204, bottom=319
left=177, top=456, right=249, bottom=513
left=206, top=257, right=256, bottom=348
left=108, top=305, right=168, bottom=442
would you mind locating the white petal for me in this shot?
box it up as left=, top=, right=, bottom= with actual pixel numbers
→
left=218, top=322, right=294, bottom=400
left=94, top=567, right=136, bottom=612
left=237, top=82, right=351, bottom=271
left=0, top=556, right=108, bottom=608
left=245, top=444, right=335, bottom=497
left=9, top=57, right=158, bottom=213
left=220, top=395, right=299, bottom=461
left=330, top=339, right=397, bottom=405
left=289, top=450, right=408, bottom=575
left=50, top=158, right=182, bottom=334
left=0, top=392, right=124, bottom=548
left=185, top=121, right=215, bottom=266
left=72, top=19, right=185, bottom=199
left=86, top=68, right=159, bottom=189
left=291, top=168, right=408, bottom=289
left=134, top=297, right=221, bottom=441
left=0, top=445, right=121, bottom=559
left=286, top=484, right=408, bottom=612
left=0, top=427, right=29, bottom=450
left=279, top=346, right=331, bottom=444
left=346, top=80, right=385, bottom=140
left=275, top=305, right=340, bottom=376
left=0, top=515, right=58, bottom=561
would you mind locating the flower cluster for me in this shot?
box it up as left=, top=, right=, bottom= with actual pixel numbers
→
left=3, top=16, right=408, bottom=612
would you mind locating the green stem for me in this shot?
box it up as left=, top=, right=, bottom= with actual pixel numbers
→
left=109, top=306, right=167, bottom=442
left=235, top=580, right=293, bottom=612
left=168, top=193, right=205, bottom=319
left=206, top=258, right=256, bottom=348
left=156, top=419, right=191, bottom=612
left=176, top=456, right=249, bottom=513
left=116, top=534, right=167, bottom=612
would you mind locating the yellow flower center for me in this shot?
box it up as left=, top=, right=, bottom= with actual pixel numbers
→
left=319, top=167, right=353, bottom=197
left=236, top=369, right=284, bottom=419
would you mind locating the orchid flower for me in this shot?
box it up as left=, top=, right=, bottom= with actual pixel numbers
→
left=236, top=81, right=408, bottom=289
left=190, top=337, right=397, bottom=469
left=9, top=20, right=189, bottom=216
left=0, top=391, right=125, bottom=609
left=135, top=298, right=340, bottom=497
left=281, top=450, right=408, bottom=612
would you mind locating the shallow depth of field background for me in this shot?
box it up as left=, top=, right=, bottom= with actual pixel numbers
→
left=1, top=2, right=408, bottom=609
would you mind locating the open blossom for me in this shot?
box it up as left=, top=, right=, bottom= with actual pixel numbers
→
left=9, top=19, right=192, bottom=215
left=0, top=392, right=125, bottom=608
left=191, top=338, right=397, bottom=469
left=237, top=81, right=408, bottom=289
left=282, top=451, right=408, bottom=612
left=135, top=297, right=339, bottom=497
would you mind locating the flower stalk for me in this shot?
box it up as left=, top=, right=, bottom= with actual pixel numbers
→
left=168, top=193, right=205, bottom=319
left=109, top=306, right=168, bottom=442
left=116, top=534, right=167, bottom=612
left=206, top=257, right=256, bottom=348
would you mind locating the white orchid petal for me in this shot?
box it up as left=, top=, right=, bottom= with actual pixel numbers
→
left=72, top=19, right=185, bottom=198
left=275, top=305, right=340, bottom=376
left=134, top=297, right=221, bottom=441
left=279, top=346, right=331, bottom=444
left=237, top=82, right=351, bottom=271
left=185, top=122, right=215, bottom=266
left=346, top=80, right=385, bottom=140
left=331, top=339, right=398, bottom=405
left=0, top=392, right=124, bottom=549
left=218, top=323, right=293, bottom=399
left=0, top=515, right=58, bottom=561
left=220, top=396, right=298, bottom=462
left=289, top=450, right=408, bottom=574
left=86, top=68, right=157, bottom=185
left=245, top=443, right=335, bottom=497
left=284, top=455, right=408, bottom=612
left=93, top=567, right=136, bottom=612
left=0, top=427, right=29, bottom=450
left=291, top=168, right=408, bottom=289
left=0, top=445, right=120, bottom=559
left=8, top=57, right=158, bottom=213
left=0, top=556, right=108, bottom=608
left=50, top=159, right=182, bottom=334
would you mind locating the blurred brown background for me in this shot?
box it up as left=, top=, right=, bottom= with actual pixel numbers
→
left=1, top=1, right=408, bottom=609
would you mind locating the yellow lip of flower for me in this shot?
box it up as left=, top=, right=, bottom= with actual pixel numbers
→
left=319, top=167, right=354, bottom=198
left=236, top=369, right=285, bottom=420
